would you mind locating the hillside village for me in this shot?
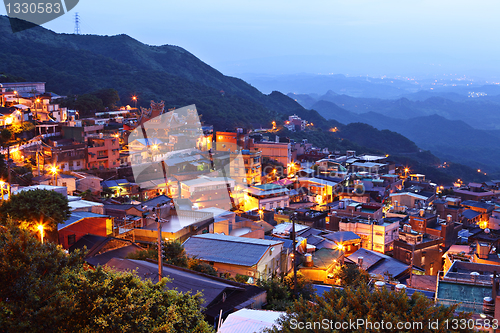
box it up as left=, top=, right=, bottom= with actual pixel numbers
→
left=2, top=81, right=500, bottom=330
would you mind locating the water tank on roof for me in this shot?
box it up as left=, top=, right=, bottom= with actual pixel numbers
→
left=374, top=281, right=386, bottom=290
left=483, top=297, right=495, bottom=315
left=304, top=254, right=313, bottom=267
left=357, top=256, right=364, bottom=266
left=395, top=284, right=407, bottom=293
left=471, top=272, right=480, bottom=284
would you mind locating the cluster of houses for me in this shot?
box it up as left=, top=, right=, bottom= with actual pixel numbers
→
left=4, top=81, right=500, bottom=327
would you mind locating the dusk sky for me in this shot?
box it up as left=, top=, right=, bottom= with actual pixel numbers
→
left=2, top=0, right=500, bottom=77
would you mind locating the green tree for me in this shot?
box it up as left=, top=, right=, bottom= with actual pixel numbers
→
left=265, top=285, right=473, bottom=333
left=162, top=239, right=189, bottom=267
left=92, top=88, right=120, bottom=109
left=0, top=189, right=70, bottom=231
left=188, top=258, right=217, bottom=276
left=0, top=129, right=12, bottom=146
left=128, top=242, right=218, bottom=276
left=330, top=264, right=370, bottom=288
left=258, top=272, right=315, bottom=311
left=0, top=223, right=214, bottom=333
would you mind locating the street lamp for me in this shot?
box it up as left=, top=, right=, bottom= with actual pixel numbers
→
left=50, top=165, right=59, bottom=186
left=37, top=224, right=44, bottom=244
left=289, top=211, right=298, bottom=297
left=14, top=90, right=19, bottom=104
left=132, top=96, right=137, bottom=109
left=35, top=98, right=41, bottom=122
left=0, top=180, right=4, bottom=200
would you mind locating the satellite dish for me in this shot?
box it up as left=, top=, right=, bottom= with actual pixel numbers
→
left=485, top=228, right=491, bottom=234
left=247, top=277, right=254, bottom=284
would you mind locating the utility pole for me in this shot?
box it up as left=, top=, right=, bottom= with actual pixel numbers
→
left=291, top=212, right=298, bottom=297
left=156, top=204, right=163, bottom=280
left=409, top=244, right=415, bottom=287
left=37, top=144, right=40, bottom=177
left=7, top=145, right=12, bottom=198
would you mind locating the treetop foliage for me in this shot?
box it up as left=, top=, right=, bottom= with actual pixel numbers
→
left=0, top=223, right=214, bottom=333
left=265, top=285, right=473, bottom=333
left=0, top=189, right=71, bottom=231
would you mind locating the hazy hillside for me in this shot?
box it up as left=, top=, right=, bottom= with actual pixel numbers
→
left=310, top=99, right=500, bottom=175
left=294, top=90, right=500, bottom=130
left=0, top=16, right=310, bottom=129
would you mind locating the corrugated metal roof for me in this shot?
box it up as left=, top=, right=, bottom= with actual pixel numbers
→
left=107, top=258, right=243, bottom=307
left=323, top=231, right=361, bottom=243
left=348, top=248, right=409, bottom=278
left=183, top=234, right=283, bottom=267
left=462, top=209, right=482, bottom=220
left=59, top=212, right=109, bottom=230
left=218, top=309, right=284, bottom=333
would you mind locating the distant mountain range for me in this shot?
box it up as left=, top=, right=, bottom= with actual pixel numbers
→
left=289, top=91, right=500, bottom=175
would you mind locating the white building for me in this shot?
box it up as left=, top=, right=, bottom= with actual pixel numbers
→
left=339, top=218, right=399, bottom=254
left=244, top=184, right=289, bottom=211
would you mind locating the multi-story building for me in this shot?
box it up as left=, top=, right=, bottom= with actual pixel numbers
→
left=62, top=123, right=105, bottom=142
left=183, top=234, right=284, bottom=281
left=86, top=134, right=120, bottom=169
left=285, top=114, right=307, bottom=131
left=338, top=217, right=399, bottom=254
left=243, top=184, right=289, bottom=211
left=250, top=140, right=291, bottom=170
left=180, top=176, right=236, bottom=210
left=393, top=225, right=443, bottom=275
left=43, top=138, right=86, bottom=172
left=230, top=149, right=262, bottom=186
left=216, top=131, right=238, bottom=152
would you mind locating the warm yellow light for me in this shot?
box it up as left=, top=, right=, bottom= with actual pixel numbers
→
left=36, top=98, right=40, bottom=103
left=329, top=127, right=338, bottom=133
left=132, top=96, right=137, bottom=101
left=404, top=168, right=409, bottom=173
left=37, top=224, right=44, bottom=244
left=51, top=166, right=58, bottom=174
left=152, top=144, right=159, bottom=150
left=337, top=243, right=345, bottom=251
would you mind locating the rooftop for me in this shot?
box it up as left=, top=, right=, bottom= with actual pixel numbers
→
left=183, top=234, right=283, bottom=267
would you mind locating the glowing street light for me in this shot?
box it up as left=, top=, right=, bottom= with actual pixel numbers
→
left=37, top=224, right=45, bottom=244
left=132, top=96, right=137, bottom=109
left=50, top=165, right=59, bottom=186
left=0, top=180, right=4, bottom=200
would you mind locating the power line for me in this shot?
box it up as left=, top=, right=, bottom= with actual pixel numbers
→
left=74, top=12, right=81, bottom=35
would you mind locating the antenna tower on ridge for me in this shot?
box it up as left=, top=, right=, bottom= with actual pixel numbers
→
left=74, top=12, right=81, bottom=35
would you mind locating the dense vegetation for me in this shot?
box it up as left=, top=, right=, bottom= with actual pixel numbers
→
left=0, top=189, right=70, bottom=232
left=0, top=223, right=213, bottom=333
left=264, top=285, right=473, bottom=333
